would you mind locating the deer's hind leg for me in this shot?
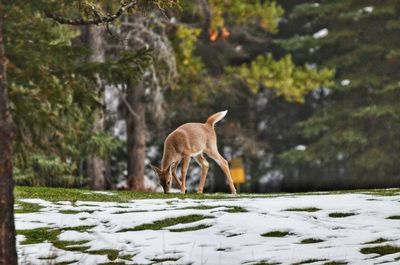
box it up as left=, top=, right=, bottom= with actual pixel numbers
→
left=205, top=147, right=237, bottom=194
left=194, top=154, right=209, bottom=193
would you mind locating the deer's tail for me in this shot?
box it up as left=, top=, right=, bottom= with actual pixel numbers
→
left=206, top=110, right=228, bottom=127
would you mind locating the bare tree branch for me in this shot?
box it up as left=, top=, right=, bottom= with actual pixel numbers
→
left=45, top=1, right=138, bottom=25
left=115, top=84, right=140, bottom=120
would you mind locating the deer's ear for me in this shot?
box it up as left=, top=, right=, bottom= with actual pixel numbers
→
left=150, top=164, right=162, bottom=176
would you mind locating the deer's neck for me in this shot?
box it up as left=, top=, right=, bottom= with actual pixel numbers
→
left=161, top=146, right=178, bottom=171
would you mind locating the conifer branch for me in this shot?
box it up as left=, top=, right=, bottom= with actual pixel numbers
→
left=45, top=1, right=137, bottom=25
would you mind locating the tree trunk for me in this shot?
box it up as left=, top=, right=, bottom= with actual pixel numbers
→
left=86, top=25, right=109, bottom=190
left=197, top=0, right=212, bottom=40
left=126, top=78, right=146, bottom=191
left=0, top=14, right=18, bottom=265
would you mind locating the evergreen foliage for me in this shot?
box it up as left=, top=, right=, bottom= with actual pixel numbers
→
left=4, top=2, right=139, bottom=186
left=278, top=0, right=400, bottom=190
left=5, top=0, right=394, bottom=192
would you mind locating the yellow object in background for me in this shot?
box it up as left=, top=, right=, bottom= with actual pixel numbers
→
left=230, top=158, right=245, bottom=184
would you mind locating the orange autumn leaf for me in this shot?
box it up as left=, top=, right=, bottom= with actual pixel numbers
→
left=221, top=26, right=230, bottom=39
left=209, top=29, right=219, bottom=42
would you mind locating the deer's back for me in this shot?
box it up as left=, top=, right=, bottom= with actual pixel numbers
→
left=165, top=122, right=215, bottom=155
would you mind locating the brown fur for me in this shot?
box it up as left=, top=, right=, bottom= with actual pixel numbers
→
left=151, top=111, right=236, bottom=194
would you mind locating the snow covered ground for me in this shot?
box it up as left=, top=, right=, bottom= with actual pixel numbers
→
left=15, top=192, right=400, bottom=265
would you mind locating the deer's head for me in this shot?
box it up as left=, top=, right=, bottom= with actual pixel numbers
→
left=151, top=163, right=176, bottom=194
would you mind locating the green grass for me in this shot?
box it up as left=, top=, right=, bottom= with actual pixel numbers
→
left=360, top=245, right=400, bottom=256
left=53, top=240, right=90, bottom=252
left=18, top=226, right=93, bottom=249
left=60, top=225, right=95, bottom=232
left=15, top=201, right=43, bottom=213
left=55, top=261, right=79, bottom=265
left=261, top=231, right=293, bottom=237
left=59, top=209, right=82, bottom=214
left=86, top=249, right=120, bottom=261
left=31, top=236, right=112, bottom=263
left=292, top=259, right=327, bottom=265
left=119, top=254, right=135, bottom=261
left=117, top=215, right=213, bottom=232
left=18, top=227, right=61, bottom=245
left=112, top=205, right=247, bottom=215
left=112, top=210, right=149, bottom=214
left=243, top=260, right=280, bottom=265
left=182, top=205, right=220, bottom=210
left=59, top=209, right=96, bottom=214
left=223, top=206, right=248, bottom=213
left=364, top=238, right=390, bottom=244
left=387, top=215, right=400, bottom=220
left=14, top=186, right=400, bottom=203
left=328, top=212, right=356, bottom=218
left=226, top=233, right=243, bottom=237
left=285, top=207, right=320, bottom=212
left=150, top=257, right=180, bottom=262
left=14, top=186, right=242, bottom=202
left=363, top=189, right=400, bottom=196
left=182, top=205, right=247, bottom=212
left=169, top=224, right=212, bottom=232
left=300, top=238, right=324, bottom=244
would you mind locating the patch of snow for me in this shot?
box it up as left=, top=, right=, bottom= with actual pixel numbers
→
left=165, top=217, right=216, bottom=230
left=116, top=179, right=129, bottom=190
left=258, top=170, right=284, bottom=185
left=113, top=120, right=126, bottom=140
left=258, top=121, right=267, bottom=132
left=15, top=193, right=400, bottom=265
left=313, top=28, right=328, bottom=39
left=341, top=79, right=351, bottom=86
left=20, top=198, right=52, bottom=206
left=295, top=145, right=307, bottom=151
left=59, top=231, right=96, bottom=242
left=363, top=6, right=374, bottom=13
left=144, top=175, right=158, bottom=191
left=337, top=152, right=345, bottom=161
left=84, top=191, right=116, bottom=196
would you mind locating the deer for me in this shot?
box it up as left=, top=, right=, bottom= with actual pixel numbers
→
left=151, top=110, right=237, bottom=194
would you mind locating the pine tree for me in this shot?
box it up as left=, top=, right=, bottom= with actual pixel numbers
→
left=279, top=0, right=400, bottom=190
left=0, top=1, right=178, bottom=262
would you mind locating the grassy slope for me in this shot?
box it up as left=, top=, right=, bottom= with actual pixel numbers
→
left=14, top=186, right=400, bottom=203
left=14, top=186, right=400, bottom=264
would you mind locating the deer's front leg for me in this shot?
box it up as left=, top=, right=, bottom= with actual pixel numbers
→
left=180, top=156, right=190, bottom=194
left=195, top=154, right=209, bottom=194
left=172, top=162, right=182, bottom=189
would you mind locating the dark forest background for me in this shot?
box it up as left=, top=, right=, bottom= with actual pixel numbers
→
left=4, top=0, right=400, bottom=193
